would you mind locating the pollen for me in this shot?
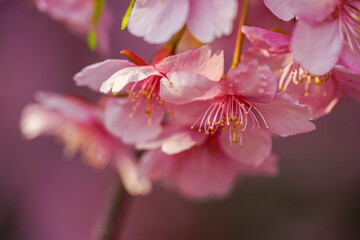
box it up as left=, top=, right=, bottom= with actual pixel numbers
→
left=126, top=75, right=172, bottom=120
left=190, top=94, right=270, bottom=148
left=279, top=60, right=333, bottom=99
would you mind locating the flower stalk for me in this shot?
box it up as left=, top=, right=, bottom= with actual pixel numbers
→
left=95, top=175, right=130, bottom=240
left=231, top=0, right=251, bottom=68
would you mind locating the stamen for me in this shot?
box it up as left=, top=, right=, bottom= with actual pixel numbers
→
left=279, top=61, right=332, bottom=98
left=191, top=95, right=270, bottom=148
left=127, top=75, right=171, bottom=119
left=339, top=1, right=360, bottom=54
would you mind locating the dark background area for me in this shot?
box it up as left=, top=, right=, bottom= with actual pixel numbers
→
left=1, top=0, right=360, bottom=239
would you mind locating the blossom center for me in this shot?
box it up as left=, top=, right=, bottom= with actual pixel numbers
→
left=279, top=61, right=332, bottom=98
left=339, top=0, right=360, bottom=53
left=190, top=94, right=269, bottom=148
left=126, top=75, right=170, bottom=123
left=57, top=123, right=112, bottom=169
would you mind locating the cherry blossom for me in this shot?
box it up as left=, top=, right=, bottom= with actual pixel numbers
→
left=20, top=92, right=151, bottom=195
left=264, top=0, right=360, bottom=75
left=137, top=124, right=278, bottom=199
left=159, top=51, right=315, bottom=165
left=75, top=45, right=223, bottom=144
left=242, top=25, right=360, bottom=118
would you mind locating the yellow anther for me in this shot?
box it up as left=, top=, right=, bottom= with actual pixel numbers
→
left=190, top=126, right=194, bottom=130
left=129, top=113, right=134, bottom=118
left=304, top=92, right=309, bottom=97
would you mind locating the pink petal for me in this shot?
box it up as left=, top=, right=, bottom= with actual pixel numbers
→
left=157, top=45, right=224, bottom=82
left=242, top=26, right=291, bottom=50
left=160, top=72, right=221, bottom=104
left=140, top=146, right=239, bottom=200
left=340, top=45, right=360, bottom=75
left=335, top=65, right=360, bottom=101
left=35, top=92, right=98, bottom=123
left=254, top=93, right=316, bottom=137
left=238, top=154, right=279, bottom=176
left=114, top=149, right=152, bottom=196
left=284, top=75, right=342, bottom=119
left=292, top=20, right=343, bottom=75
left=241, top=49, right=293, bottom=80
left=127, top=0, right=189, bottom=44
left=225, top=60, right=277, bottom=103
left=139, top=149, right=173, bottom=181
left=171, top=101, right=211, bottom=126
left=289, top=0, right=337, bottom=22
left=160, top=131, right=207, bottom=155
left=136, top=126, right=207, bottom=155
left=103, top=98, right=163, bottom=144
left=186, top=0, right=238, bottom=43
left=263, top=0, right=295, bottom=21
left=20, top=103, right=62, bottom=139
left=219, top=129, right=272, bottom=166
left=100, top=65, right=160, bottom=93
left=74, top=59, right=134, bottom=92
left=171, top=147, right=238, bottom=199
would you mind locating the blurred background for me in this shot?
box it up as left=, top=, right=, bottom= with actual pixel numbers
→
left=1, top=0, right=360, bottom=239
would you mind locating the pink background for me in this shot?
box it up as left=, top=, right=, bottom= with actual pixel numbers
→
left=1, top=0, right=360, bottom=239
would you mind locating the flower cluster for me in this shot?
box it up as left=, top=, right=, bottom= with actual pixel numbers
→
left=21, top=0, right=359, bottom=200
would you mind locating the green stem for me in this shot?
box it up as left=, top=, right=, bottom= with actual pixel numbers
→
left=231, top=0, right=251, bottom=68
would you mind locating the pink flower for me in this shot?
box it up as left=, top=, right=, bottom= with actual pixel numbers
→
left=20, top=92, right=151, bottom=195
left=242, top=25, right=360, bottom=118
left=74, top=45, right=224, bottom=144
left=137, top=124, right=278, bottom=200
left=127, top=0, right=238, bottom=43
left=264, top=0, right=360, bottom=75
left=159, top=57, right=315, bottom=165
left=34, top=0, right=111, bottom=53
